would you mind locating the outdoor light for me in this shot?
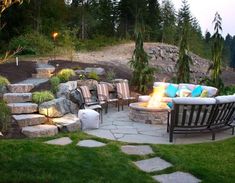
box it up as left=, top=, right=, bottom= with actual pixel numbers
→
left=52, top=32, right=58, bottom=41
left=64, top=0, right=73, bottom=5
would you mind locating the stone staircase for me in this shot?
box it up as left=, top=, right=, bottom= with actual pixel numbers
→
left=4, top=83, right=58, bottom=138
left=32, top=60, right=55, bottom=79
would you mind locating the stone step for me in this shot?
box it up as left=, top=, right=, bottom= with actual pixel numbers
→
left=36, top=60, right=49, bottom=64
left=3, top=93, right=32, bottom=103
left=36, top=67, right=55, bottom=74
left=12, top=114, right=47, bottom=128
left=22, top=124, right=58, bottom=138
left=7, top=103, right=38, bottom=114
left=32, top=73, right=53, bottom=79
left=8, top=84, right=34, bottom=93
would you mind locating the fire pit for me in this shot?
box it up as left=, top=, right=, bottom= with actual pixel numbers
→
left=129, top=85, right=170, bottom=124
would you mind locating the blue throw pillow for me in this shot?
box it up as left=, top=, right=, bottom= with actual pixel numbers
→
left=167, top=102, right=173, bottom=108
left=166, top=84, right=178, bottom=98
left=191, top=85, right=203, bottom=97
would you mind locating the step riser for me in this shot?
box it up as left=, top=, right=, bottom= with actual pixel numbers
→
left=22, top=125, right=58, bottom=138
left=12, top=114, right=47, bottom=128
left=8, top=84, right=34, bottom=93
left=8, top=103, right=38, bottom=114
left=36, top=70, right=54, bottom=75
left=3, top=93, right=32, bottom=103
left=32, top=73, right=53, bottom=79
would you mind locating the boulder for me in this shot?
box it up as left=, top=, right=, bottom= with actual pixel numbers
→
left=57, top=81, right=78, bottom=98
left=52, top=113, right=81, bottom=132
left=39, top=98, right=78, bottom=117
left=85, top=67, right=105, bottom=75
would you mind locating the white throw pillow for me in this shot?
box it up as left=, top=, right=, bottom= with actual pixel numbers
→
left=78, top=109, right=100, bottom=130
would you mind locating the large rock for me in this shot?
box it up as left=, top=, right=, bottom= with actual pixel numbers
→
left=57, top=81, right=78, bottom=98
left=85, top=67, right=105, bottom=75
left=77, top=79, right=98, bottom=90
left=39, top=98, right=78, bottom=117
left=22, top=124, right=58, bottom=138
left=7, top=103, right=38, bottom=114
left=52, top=113, right=81, bottom=132
left=12, top=114, right=47, bottom=128
left=7, top=84, right=34, bottom=93
left=3, top=93, right=32, bottom=103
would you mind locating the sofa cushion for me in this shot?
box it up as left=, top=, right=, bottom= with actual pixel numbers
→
left=201, top=86, right=218, bottom=97
left=178, top=83, right=196, bottom=91
left=173, top=97, right=216, bottom=105
left=215, top=95, right=235, bottom=104
left=191, top=85, right=203, bottom=97
left=166, top=84, right=178, bottom=97
left=153, top=82, right=169, bottom=87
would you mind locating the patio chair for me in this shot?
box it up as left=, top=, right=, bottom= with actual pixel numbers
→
left=116, top=81, right=136, bottom=110
left=96, top=83, right=119, bottom=113
left=73, top=86, right=103, bottom=122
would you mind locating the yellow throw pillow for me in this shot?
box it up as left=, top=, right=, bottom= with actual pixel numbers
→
left=200, top=90, right=208, bottom=98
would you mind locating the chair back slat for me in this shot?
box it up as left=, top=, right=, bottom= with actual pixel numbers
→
left=80, top=86, right=92, bottom=103
left=97, top=83, right=109, bottom=101
left=116, top=82, right=130, bottom=99
left=194, top=105, right=202, bottom=125
left=188, top=105, right=195, bottom=126
left=181, top=105, right=187, bottom=126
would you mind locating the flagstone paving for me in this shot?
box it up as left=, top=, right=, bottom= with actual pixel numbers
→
left=85, top=107, right=234, bottom=144
left=152, top=171, right=201, bottom=183
left=44, top=137, right=72, bottom=146
left=76, top=140, right=106, bottom=147
left=121, top=145, right=154, bottom=155
left=133, top=157, right=172, bottom=173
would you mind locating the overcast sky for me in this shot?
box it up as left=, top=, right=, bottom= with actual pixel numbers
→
left=167, top=0, right=235, bottom=37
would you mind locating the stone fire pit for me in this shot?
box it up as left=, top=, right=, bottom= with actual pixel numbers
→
left=129, top=102, right=170, bottom=125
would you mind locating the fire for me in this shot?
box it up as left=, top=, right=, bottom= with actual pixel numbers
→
left=147, top=85, right=168, bottom=109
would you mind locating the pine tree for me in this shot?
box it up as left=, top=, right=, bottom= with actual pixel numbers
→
left=129, top=11, right=155, bottom=93
left=176, top=0, right=192, bottom=83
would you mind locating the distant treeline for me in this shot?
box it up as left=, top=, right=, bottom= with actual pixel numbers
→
left=0, top=0, right=234, bottom=67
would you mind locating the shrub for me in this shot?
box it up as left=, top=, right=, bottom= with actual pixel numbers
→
left=32, top=91, right=55, bottom=104
left=8, top=31, right=54, bottom=55
left=50, top=76, right=61, bottom=94
left=0, top=75, right=10, bottom=86
left=87, top=71, right=99, bottom=81
left=106, top=69, right=116, bottom=82
left=57, top=69, right=76, bottom=83
left=220, top=85, right=235, bottom=95
left=71, top=66, right=81, bottom=70
left=0, top=100, right=11, bottom=134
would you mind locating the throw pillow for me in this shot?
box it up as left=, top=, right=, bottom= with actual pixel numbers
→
left=167, top=102, right=173, bottom=108
left=176, top=86, right=191, bottom=97
left=200, top=89, right=208, bottom=98
left=191, top=85, right=203, bottom=97
left=165, top=84, right=178, bottom=98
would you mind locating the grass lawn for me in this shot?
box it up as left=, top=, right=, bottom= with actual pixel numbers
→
left=0, top=132, right=235, bottom=183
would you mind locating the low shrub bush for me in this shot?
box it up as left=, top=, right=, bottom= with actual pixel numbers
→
left=87, top=71, right=99, bottom=81
left=8, top=31, right=54, bottom=55
left=0, top=100, right=11, bottom=134
left=106, top=69, right=116, bottom=82
left=50, top=76, right=61, bottom=94
left=220, top=85, right=235, bottom=95
left=32, top=91, right=55, bottom=104
left=0, top=75, right=10, bottom=86
left=57, top=69, right=75, bottom=82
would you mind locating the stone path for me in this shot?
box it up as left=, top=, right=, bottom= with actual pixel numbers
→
left=45, top=137, right=72, bottom=146
left=121, top=145, right=201, bottom=182
left=76, top=140, right=106, bottom=147
left=85, top=107, right=234, bottom=144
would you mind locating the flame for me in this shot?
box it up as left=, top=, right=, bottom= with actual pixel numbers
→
left=147, top=85, right=168, bottom=109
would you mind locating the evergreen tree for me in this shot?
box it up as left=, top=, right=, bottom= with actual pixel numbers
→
left=129, top=11, right=155, bottom=93
left=161, top=0, right=176, bottom=44
left=176, top=0, right=192, bottom=83
left=210, top=12, right=224, bottom=89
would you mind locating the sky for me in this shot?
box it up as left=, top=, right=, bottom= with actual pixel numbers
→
left=167, top=0, right=235, bottom=37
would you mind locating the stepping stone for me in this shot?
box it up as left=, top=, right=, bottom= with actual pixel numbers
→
left=121, top=145, right=153, bottom=155
left=152, top=171, right=201, bottom=183
left=22, top=124, right=58, bottom=138
left=12, top=114, right=47, bottom=128
left=17, top=78, right=48, bottom=87
left=52, top=114, right=81, bottom=132
left=44, top=137, right=72, bottom=146
left=7, top=84, right=34, bottom=93
left=133, top=157, right=172, bottom=173
left=76, top=140, right=106, bottom=147
left=7, top=103, right=38, bottom=114
left=3, top=93, right=32, bottom=103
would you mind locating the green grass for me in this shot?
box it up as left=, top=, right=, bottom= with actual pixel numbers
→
left=0, top=132, right=235, bottom=183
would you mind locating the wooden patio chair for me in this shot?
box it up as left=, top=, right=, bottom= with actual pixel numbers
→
left=116, top=81, right=136, bottom=110
left=96, top=83, right=119, bottom=113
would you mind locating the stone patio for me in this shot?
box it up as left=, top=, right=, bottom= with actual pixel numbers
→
left=85, top=107, right=235, bottom=144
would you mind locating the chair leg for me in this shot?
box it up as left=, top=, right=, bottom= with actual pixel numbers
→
left=211, top=130, right=215, bottom=140
left=100, top=108, right=103, bottom=123
left=117, top=101, right=120, bottom=112
left=232, top=127, right=234, bottom=135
